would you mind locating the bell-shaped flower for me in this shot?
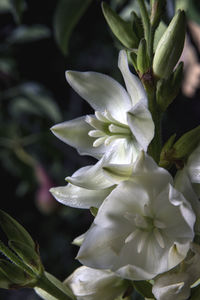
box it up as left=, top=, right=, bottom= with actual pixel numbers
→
left=51, top=50, right=154, bottom=163
left=152, top=243, right=200, bottom=300
left=77, top=153, right=195, bottom=281
left=64, top=266, right=129, bottom=300
left=50, top=51, right=154, bottom=210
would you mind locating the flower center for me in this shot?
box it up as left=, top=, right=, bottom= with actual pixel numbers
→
left=124, top=208, right=166, bottom=253
left=86, top=111, right=132, bottom=147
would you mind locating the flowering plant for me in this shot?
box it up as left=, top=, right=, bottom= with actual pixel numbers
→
left=1, top=1, right=200, bottom=300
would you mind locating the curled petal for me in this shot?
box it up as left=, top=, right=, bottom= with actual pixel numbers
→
left=118, top=50, right=147, bottom=106
left=66, top=70, right=131, bottom=123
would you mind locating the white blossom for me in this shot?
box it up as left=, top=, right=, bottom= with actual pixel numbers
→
left=77, top=153, right=195, bottom=281
left=64, top=266, right=129, bottom=300
left=152, top=243, right=200, bottom=300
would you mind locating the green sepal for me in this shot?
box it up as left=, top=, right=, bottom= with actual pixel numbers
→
left=128, top=50, right=138, bottom=70
left=102, top=2, right=139, bottom=49
left=137, top=38, right=150, bottom=75
left=132, top=280, right=155, bottom=299
left=9, top=240, right=44, bottom=274
left=159, top=133, right=176, bottom=169
left=131, top=11, right=144, bottom=40
left=0, top=210, right=35, bottom=249
left=150, top=0, right=166, bottom=29
left=0, top=259, right=36, bottom=288
left=156, top=62, right=183, bottom=112
left=153, top=10, right=186, bottom=79
left=172, top=125, right=200, bottom=161
left=90, top=207, right=98, bottom=217
left=0, top=267, right=12, bottom=289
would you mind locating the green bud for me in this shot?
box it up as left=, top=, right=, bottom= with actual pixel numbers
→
left=9, top=240, right=44, bottom=274
left=102, top=2, right=139, bottom=48
left=156, top=62, right=183, bottom=111
left=153, top=10, right=186, bottom=79
left=131, top=11, right=144, bottom=40
left=150, top=0, right=166, bottom=29
left=0, top=259, right=36, bottom=288
left=159, top=133, right=176, bottom=168
left=0, top=210, right=35, bottom=249
left=172, top=125, right=200, bottom=161
left=137, top=38, right=150, bottom=75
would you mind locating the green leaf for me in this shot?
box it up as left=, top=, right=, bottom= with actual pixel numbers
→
left=54, top=0, right=92, bottom=55
left=132, top=280, right=155, bottom=299
left=9, top=240, right=43, bottom=274
left=7, top=25, right=50, bottom=44
left=102, top=2, right=139, bottom=49
left=159, top=133, right=176, bottom=168
left=0, top=210, right=35, bottom=249
left=10, top=0, right=26, bottom=24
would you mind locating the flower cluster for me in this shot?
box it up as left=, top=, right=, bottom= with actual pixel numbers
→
left=42, top=49, right=200, bottom=300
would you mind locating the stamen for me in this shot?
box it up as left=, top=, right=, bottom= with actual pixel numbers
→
left=88, top=130, right=105, bottom=137
left=103, top=111, right=118, bottom=123
left=108, top=124, right=130, bottom=134
left=86, top=115, right=105, bottom=131
left=153, top=228, right=165, bottom=248
left=137, top=232, right=147, bottom=253
left=95, top=111, right=109, bottom=123
left=125, top=229, right=140, bottom=244
left=154, top=220, right=166, bottom=229
left=104, top=135, right=119, bottom=145
left=93, top=137, right=106, bottom=147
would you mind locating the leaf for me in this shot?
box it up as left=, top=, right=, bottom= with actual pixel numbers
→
left=10, top=0, right=26, bottom=24
left=7, top=25, right=50, bottom=44
left=54, top=0, right=92, bottom=55
left=0, top=210, right=35, bottom=249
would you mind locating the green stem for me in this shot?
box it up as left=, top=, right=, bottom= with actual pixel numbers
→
left=37, top=273, right=75, bottom=300
left=0, top=240, right=35, bottom=277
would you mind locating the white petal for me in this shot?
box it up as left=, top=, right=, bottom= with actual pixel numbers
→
left=51, top=116, right=105, bottom=159
left=66, top=70, right=131, bottom=123
left=127, top=101, right=154, bottom=151
left=118, top=50, right=147, bottom=106
left=66, top=158, right=114, bottom=190
left=50, top=184, right=113, bottom=209
left=103, top=163, right=133, bottom=184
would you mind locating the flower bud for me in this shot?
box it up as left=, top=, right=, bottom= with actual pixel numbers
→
left=153, top=10, right=186, bottom=79
left=172, top=125, right=200, bottom=161
left=137, top=38, right=150, bottom=75
left=156, top=61, right=183, bottom=111
left=102, top=2, right=139, bottom=48
left=150, top=0, right=166, bottom=29
left=64, top=266, right=129, bottom=300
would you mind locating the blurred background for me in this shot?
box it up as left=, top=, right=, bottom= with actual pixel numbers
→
left=0, top=0, right=200, bottom=299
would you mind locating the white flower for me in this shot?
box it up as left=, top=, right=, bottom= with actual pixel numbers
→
left=152, top=243, right=200, bottom=300
left=51, top=50, right=154, bottom=162
left=175, top=144, right=200, bottom=233
left=64, top=266, right=128, bottom=300
left=77, top=153, right=195, bottom=281
left=50, top=50, right=154, bottom=209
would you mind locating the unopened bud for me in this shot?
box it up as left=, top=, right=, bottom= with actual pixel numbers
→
left=156, top=62, right=183, bottom=111
left=137, top=38, right=150, bottom=75
left=153, top=10, right=186, bottom=79
left=150, top=0, right=166, bottom=29
left=102, top=2, right=139, bottom=48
